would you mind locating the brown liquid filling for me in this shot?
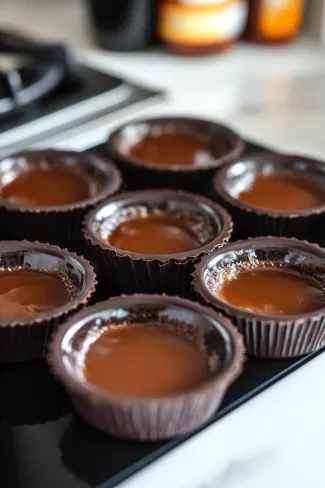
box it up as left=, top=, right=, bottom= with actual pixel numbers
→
left=108, top=214, right=200, bottom=254
left=217, top=266, right=325, bottom=315
left=128, top=130, right=224, bottom=166
left=237, top=171, right=325, bottom=211
left=83, top=323, right=209, bottom=397
left=0, top=268, right=71, bottom=319
left=0, top=165, right=94, bottom=207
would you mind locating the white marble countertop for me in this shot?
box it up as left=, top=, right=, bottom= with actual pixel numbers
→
left=2, top=2, right=325, bottom=488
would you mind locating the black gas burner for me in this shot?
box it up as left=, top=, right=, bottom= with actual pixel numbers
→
left=0, top=30, right=82, bottom=118
left=0, top=30, right=162, bottom=157
left=0, top=63, right=58, bottom=114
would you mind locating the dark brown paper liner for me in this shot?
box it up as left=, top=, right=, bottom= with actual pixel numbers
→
left=233, top=315, right=325, bottom=358
left=48, top=294, right=245, bottom=440
left=0, top=149, right=122, bottom=244
left=216, top=200, right=322, bottom=242
left=62, top=240, right=123, bottom=297
left=107, top=117, right=245, bottom=191
left=213, top=152, right=325, bottom=242
left=193, top=237, right=325, bottom=358
left=84, top=190, right=233, bottom=296
left=0, top=240, right=97, bottom=362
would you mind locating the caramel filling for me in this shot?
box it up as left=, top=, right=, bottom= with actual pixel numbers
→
left=108, top=214, right=200, bottom=254
left=0, top=268, right=70, bottom=319
left=0, top=165, right=94, bottom=207
left=217, top=266, right=325, bottom=315
left=237, top=171, right=325, bottom=211
left=128, top=130, right=225, bottom=166
left=83, top=323, right=209, bottom=397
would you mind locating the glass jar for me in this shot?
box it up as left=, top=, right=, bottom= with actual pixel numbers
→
left=245, top=0, right=304, bottom=44
left=158, top=0, right=248, bottom=55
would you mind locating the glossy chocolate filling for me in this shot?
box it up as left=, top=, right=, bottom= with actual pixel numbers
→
left=128, top=129, right=226, bottom=166
left=0, top=268, right=72, bottom=319
left=216, top=265, right=325, bottom=315
left=237, top=171, right=325, bottom=211
left=108, top=213, right=200, bottom=254
left=83, top=323, right=210, bottom=398
left=0, top=164, right=96, bottom=207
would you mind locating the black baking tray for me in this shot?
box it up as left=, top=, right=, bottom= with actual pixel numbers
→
left=0, top=138, right=323, bottom=488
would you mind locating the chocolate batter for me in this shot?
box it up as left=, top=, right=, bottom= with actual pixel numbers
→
left=128, top=130, right=224, bottom=166
left=0, top=165, right=94, bottom=207
left=108, top=214, right=200, bottom=254
left=0, top=268, right=71, bottom=319
left=217, top=266, right=325, bottom=315
left=83, top=323, right=209, bottom=397
left=237, top=171, right=325, bottom=211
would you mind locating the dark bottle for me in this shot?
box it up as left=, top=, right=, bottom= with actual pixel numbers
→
left=86, top=0, right=156, bottom=51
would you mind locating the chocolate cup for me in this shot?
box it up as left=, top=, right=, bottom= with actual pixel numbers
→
left=193, top=237, right=325, bottom=358
left=213, top=152, right=325, bottom=241
left=0, top=149, right=122, bottom=244
left=107, top=117, right=245, bottom=191
left=84, top=189, right=233, bottom=295
left=48, top=294, right=244, bottom=441
left=0, top=240, right=97, bottom=362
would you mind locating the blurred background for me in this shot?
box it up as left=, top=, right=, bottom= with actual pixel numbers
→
left=1, top=0, right=325, bottom=157
left=0, top=0, right=322, bottom=51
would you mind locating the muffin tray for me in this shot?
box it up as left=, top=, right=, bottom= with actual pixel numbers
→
left=0, top=138, right=324, bottom=488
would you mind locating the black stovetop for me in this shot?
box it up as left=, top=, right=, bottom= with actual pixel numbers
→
left=0, top=31, right=163, bottom=157
left=0, top=63, right=162, bottom=157
left=0, top=65, right=122, bottom=131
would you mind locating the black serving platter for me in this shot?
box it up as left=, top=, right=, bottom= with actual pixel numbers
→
left=0, top=138, right=323, bottom=488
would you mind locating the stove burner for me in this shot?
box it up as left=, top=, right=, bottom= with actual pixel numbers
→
left=0, top=30, right=81, bottom=118
left=0, top=30, right=163, bottom=157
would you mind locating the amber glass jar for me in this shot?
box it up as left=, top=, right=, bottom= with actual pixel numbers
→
left=245, top=0, right=304, bottom=44
left=158, top=0, right=248, bottom=55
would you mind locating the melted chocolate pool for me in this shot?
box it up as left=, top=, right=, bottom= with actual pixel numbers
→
left=0, top=268, right=71, bottom=319
left=237, top=171, right=325, bottom=211
left=83, top=323, right=209, bottom=398
left=217, top=266, right=325, bottom=315
left=128, top=129, right=225, bottom=166
left=108, top=214, right=200, bottom=254
left=0, top=165, right=95, bottom=207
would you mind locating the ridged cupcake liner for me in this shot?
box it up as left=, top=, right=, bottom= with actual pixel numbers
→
left=107, top=116, right=245, bottom=191
left=0, top=240, right=97, bottom=362
left=213, top=152, right=325, bottom=241
left=233, top=315, right=325, bottom=358
left=84, top=189, right=233, bottom=296
left=219, top=203, right=322, bottom=241
left=48, top=294, right=245, bottom=441
left=84, top=244, right=199, bottom=296
left=193, top=237, right=325, bottom=358
left=0, top=149, right=122, bottom=244
left=0, top=206, right=90, bottom=244
left=67, top=387, right=227, bottom=440
left=65, top=239, right=125, bottom=297
left=0, top=316, right=66, bottom=363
